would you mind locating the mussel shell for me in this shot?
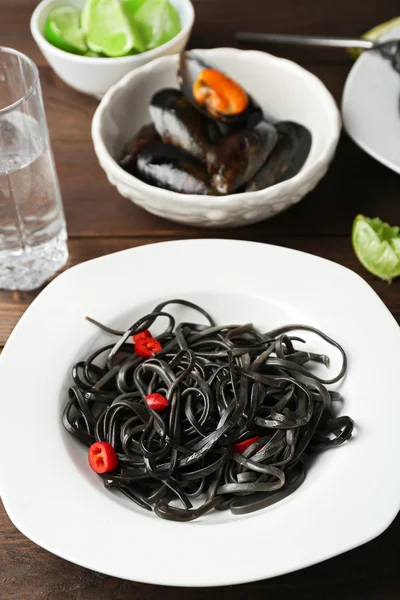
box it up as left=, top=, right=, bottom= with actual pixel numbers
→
left=136, top=142, right=214, bottom=195
left=149, top=88, right=219, bottom=162
left=245, top=121, right=312, bottom=192
left=207, top=120, right=278, bottom=194
left=119, top=124, right=161, bottom=174
left=215, top=104, right=264, bottom=136
left=177, top=51, right=261, bottom=125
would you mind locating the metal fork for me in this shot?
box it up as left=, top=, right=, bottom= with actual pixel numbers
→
left=235, top=32, right=400, bottom=72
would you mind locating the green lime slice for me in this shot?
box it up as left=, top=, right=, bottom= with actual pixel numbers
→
left=352, top=215, right=400, bottom=282
left=122, top=0, right=148, bottom=14
left=348, top=16, right=400, bottom=60
left=84, top=50, right=104, bottom=57
left=44, top=5, right=88, bottom=55
left=132, top=0, right=181, bottom=50
left=81, top=0, right=142, bottom=57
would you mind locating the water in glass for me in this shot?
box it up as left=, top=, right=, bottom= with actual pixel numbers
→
left=0, top=48, right=68, bottom=290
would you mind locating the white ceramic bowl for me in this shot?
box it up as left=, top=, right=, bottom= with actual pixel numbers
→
left=30, top=0, right=194, bottom=98
left=92, top=48, right=341, bottom=228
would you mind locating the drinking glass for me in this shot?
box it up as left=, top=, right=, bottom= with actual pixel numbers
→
left=0, top=47, right=68, bottom=291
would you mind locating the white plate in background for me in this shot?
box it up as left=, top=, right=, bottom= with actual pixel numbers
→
left=342, top=27, right=400, bottom=173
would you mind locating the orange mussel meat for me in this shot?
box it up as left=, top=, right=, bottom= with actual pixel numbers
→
left=193, top=68, right=249, bottom=118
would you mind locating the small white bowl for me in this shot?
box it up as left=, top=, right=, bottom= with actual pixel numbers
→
left=30, top=0, right=194, bottom=98
left=92, top=48, right=341, bottom=228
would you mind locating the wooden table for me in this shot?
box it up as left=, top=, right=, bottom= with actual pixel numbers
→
left=2, top=1, right=400, bottom=598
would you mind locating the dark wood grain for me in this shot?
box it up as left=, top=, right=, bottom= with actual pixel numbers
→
left=1, top=0, right=400, bottom=598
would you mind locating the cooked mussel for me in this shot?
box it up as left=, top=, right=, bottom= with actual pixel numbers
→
left=136, top=142, right=214, bottom=195
left=215, top=105, right=264, bottom=137
left=149, top=88, right=219, bottom=162
left=207, top=120, right=278, bottom=194
left=245, top=121, right=312, bottom=191
left=177, top=51, right=261, bottom=125
left=119, top=124, right=161, bottom=174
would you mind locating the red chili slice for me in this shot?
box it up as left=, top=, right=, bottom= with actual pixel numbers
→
left=135, top=337, right=162, bottom=358
left=88, top=441, right=118, bottom=474
left=132, top=329, right=151, bottom=343
left=232, top=436, right=260, bottom=454
left=145, top=393, right=169, bottom=412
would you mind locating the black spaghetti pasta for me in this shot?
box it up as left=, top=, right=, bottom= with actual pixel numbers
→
left=63, top=299, right=354, bottom=521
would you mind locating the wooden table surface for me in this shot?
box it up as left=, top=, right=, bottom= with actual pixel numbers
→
left=1, top=0, right=400, bottom=598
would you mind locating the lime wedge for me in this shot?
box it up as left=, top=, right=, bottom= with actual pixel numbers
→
left=132, top=0, right=181, bottom=50
left=352, top=215, right=400, bottom=282
left=85, top=50, right=104, bottom=57
left=122, top=0, right=148, bottom=14
left=81, top=0, right=142, bottom=57
left=44, top=5, right=88, bottom=55
left=348, top=16, right=400, bottom=60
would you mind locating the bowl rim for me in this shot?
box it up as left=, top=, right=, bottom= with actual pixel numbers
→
left=30, top=0, right=195, bottom=64
left=91, top=47, right=342, bottom=205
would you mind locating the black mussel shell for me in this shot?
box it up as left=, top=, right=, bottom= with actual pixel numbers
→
left=119, top=124, right=161, bottom=174
left=149, top=88, right=219, bottom=163
left=245, top=121, right=312, bottom=192
left=207, top=118, right=222, bottom=144
left=136, top=142, right=214, bottom=195
left=177, top=51, right=261, bottom=125
left=207, top=120, right=278, bottom=194
left=215, top=103, right=264, bottom=136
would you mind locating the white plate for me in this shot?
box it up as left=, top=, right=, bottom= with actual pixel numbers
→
left=0, top=239, right=399, bottom=587
left=342, top=28, right=400, bottom=173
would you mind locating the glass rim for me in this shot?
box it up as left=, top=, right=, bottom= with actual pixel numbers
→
left=0, top=47, right=39, bottom=115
